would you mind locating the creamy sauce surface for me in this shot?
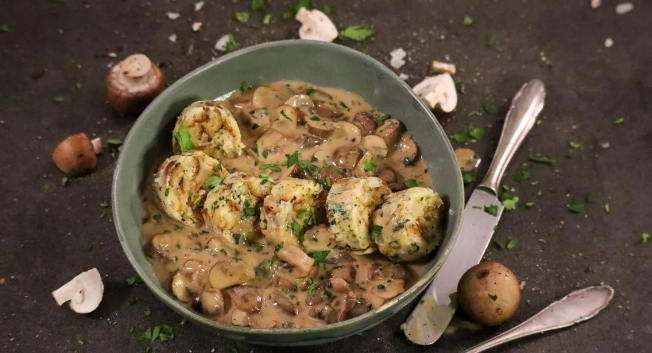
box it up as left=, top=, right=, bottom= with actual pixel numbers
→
left=142, top=81, right=433, bottom=328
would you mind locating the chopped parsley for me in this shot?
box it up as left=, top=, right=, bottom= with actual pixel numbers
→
left=462, top=173, right=475, bottom=184
left=225, top=34, right=238, bottom=53
left=567, top=202, right=586, bottom=213
left=502, top=196, right=519, bottom=211
left=308, top=250, right=331, bottom=265
left=262, top=14, right=272, bottom=25
left=467, top=128, right=485, bottom=140
left=152, top=214, right=163, bottom=224
left=488, top=294, right=498, bottom=301
left=240, top=81, right=253, bottom=93
left=642, top=233, right=650, bottom=244
left=139, top=325, right=174, bottom=342
left=144, top=307, right=151, bottom=316
left=76, top=338, right=84, bottom=346
left=514, top=171, right=531, bottom=182
left=604, top=203, right=611, bottom=213
left=235, top=12, right=250, bottom=23
left=404, top=179, right=418, bottom=188
left=53, top=96, right=65, bottom=103
left=305, top=87, right=315, bottom=95
left=463, top=16, right=473, bottom=26
left=174, top=126, right=195, bottom=153
left=484, top=34, right=502, bottom=52
left=252, top=123, right=260, bottom=130
left=569, top=141, right=583, bottom=149
left=126, top=275, right=143, bottom=286
left=376, top=114, right=390, bottom=126
left=614, top=117, right=625, bottom=124
left=362, top=159, right=376, bottom=172
left=251, top=142, right=259, bottom=155
left=453, top=131, right=468, bottom=143
left=339, top=25, right=374, bottom=41
left=285, top=150, right=300, bottom=167
left=370, top=225, right=383, bottom=241
left=482, top=100, right=497, bottom=114
left=204, top=175, right=223, bottom=189
left=251, top=0, right=265, bottom=11
left=310, top=116, right=320, bottom=121
left=525, top=201, right=534, bottom=208
left=260, top=163, right=282, bottom=172
left=241, top=203, right=257, bottom=219
left=339, top=101, right=350, bottom=110
left=483, top=204, right=499, bottom=216
left=274, top=242, right=284, bottom=253
left=505, top=239, right=517, bottom=249
left=529, top=155, right=556, bottom=166
left=262, top=150, right=269, bottom=158
left=232, top=233, right=242, bottom=245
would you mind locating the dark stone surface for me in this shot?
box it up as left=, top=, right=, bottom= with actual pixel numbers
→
left=1, top=0, right=650, bottom=352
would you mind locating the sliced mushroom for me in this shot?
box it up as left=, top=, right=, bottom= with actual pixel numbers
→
left=306, top=118, right=337, bottom=138
left=231, top=309, right=250, bottom=326
left=305, top=289, right=325, bottom=306
left=295, top=8, right=338, bottom=42
left=275, top=277, right=296, bottom=290
left=285, top=94, right=315, bottom=117
left=150, top=233, right=174, bottom=259
left=354, top=135, right=389, bottom=177
left=201, top=288, right=226, bottom=316
left=376, top=167, right=398, bottom=185
left=52, top=133, right=100, bottom=176
left=326, top=251, right=356, bottom=264
left=351, top=112, right=377, bottom=135
left=329, top=277, right=350, bottom=293
left=339, top=296, right=371, bottom=321
left=269, top=291, right=298, bottom=315
left=301, top=134, right=324, bottom=149
left=368, top=262, right=407, bottom=281
left=319, top=167, right=346, bottom=184
left=105, top=54, right=166, bottom=114
left=391, top=133, right=419, bottom=165
left=252, top=130, right=284, bottom=161
left=333, top=146, right=362, bottom=171
left=362, top=292, right=386, bottom=309
left=271, top=105, right=300, bottom=138
left=310, top=305, right=338, bottom=324
left=208, top=261, right=256, bottom=290
left=315, top=102, right=335, bottom=118
left=371, top=281, right=405, bottom=300
left=228, top=286, right=263, bottom=313
left=329, top=265, right=355, bottom=282
left=331, top=121, right=363, bottom=145
left=412, top=74, right=458, bottom=113
left=171, top=272, right=194, bottom=303
left=310, top=90, right=332, bottom=101
left=276, top=244, right=315, bottom=277
left=252, top=86, right=284, bottom=109
left=247, top=108, right=271, bottom=136
left=374, top=118, right=404, bottom=147
left=51, top=268, right=104, bottom=314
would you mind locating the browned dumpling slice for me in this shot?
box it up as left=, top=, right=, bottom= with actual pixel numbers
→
left=152, top=151, right=227, bottom=226
left=372, top=187, right=444, bottom=262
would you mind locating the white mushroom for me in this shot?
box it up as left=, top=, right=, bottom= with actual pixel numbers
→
left=51, top=268, right=104, bottom=314
left=389, top=48, right=407, bottom=69
left=430, top=61, right=457, bottom=75
left=295, top=8, right=338, bottom=42
left=412, top=74, right=458, bottom=113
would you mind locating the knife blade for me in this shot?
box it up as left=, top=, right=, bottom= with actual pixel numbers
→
left=404, top=79, right=546, bottom=345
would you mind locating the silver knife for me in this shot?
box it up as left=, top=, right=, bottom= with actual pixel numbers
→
left=404, top=79, right=546, bottom=345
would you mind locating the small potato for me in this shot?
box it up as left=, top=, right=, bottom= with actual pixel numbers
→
left=457, top=261, right=521, bottom=326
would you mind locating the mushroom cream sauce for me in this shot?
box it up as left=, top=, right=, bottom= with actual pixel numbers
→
left=142, top=81, right=436, bottom=329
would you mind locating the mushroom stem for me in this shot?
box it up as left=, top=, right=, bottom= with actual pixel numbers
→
left=91, top=137, right=103, bottom=154
left=430, top=61, right=457, bottom=75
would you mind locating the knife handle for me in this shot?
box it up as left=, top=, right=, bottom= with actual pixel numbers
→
left=479, top=79, right=546, bottom=193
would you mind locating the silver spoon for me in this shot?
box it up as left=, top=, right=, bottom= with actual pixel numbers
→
left=461, top=285, right=614, bottom=353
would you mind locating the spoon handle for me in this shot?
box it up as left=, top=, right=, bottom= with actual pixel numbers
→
left=462, top=285, right=614, bottom=353
left=479, top=79, right=545, bottom=193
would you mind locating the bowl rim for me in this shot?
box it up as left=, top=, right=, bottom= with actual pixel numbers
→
left=112, top=39, right=464, bottom=338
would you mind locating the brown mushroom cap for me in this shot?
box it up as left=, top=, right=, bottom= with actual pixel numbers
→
left=105, top=54, right=166, bottom=115
left=457, top=261, right=521, bottom=326
left=52, top=133, right=98, bottom=176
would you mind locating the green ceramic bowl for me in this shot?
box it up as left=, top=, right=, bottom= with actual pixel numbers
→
left=112, top=40, right=463, bottom=346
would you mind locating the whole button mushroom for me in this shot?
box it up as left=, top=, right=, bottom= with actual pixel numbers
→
left=52, top=133, right=102, bottom=176
left=105, top=54, right=166, bottom=115
left=457, top=261, right=521, bottom=326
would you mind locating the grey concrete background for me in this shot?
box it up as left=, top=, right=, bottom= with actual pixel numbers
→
left=1, top=0, right=650, bottom=352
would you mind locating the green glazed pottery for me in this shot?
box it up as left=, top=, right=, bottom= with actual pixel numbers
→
left=112, top=40, right=464, bottom=346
